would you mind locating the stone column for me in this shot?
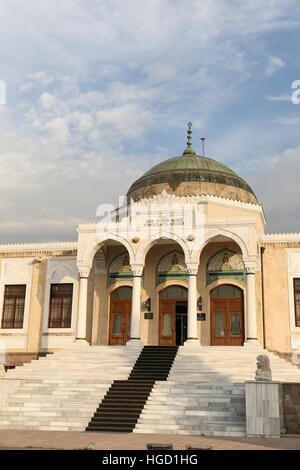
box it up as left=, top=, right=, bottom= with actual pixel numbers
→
left=245, top=265, right=260, bottom=348
left=185, top=263, right=200, bottom=347
left=75, top=266, right=91, bottom=345
left=126, top=264, right=144, bottom=350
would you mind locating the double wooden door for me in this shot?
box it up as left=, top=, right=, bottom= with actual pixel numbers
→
left=159, top=299, right=187, bottom=346
left=109, top=299, right=131, bottom=345
left=211, top=297, right=244, bottom=346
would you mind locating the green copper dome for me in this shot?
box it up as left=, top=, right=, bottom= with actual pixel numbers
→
left=127, top=153, right=257, bottom=201
left=127, top=123, right=257, bottom=204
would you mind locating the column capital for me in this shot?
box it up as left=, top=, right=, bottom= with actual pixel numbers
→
left=77, top=266, right=91, bottom=278
left=244, top=258, right=257, bottom=274
left=245, top=265, right=256, bottom=274
left=186, top=263, right=199, bottom=275
left=130, top=264, right=144, bottom=277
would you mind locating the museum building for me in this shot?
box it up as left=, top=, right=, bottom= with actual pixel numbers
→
left=1, top=123, right=300, bottom=367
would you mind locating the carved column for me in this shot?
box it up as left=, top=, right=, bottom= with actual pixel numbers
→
left=75, top=266, right=91, bottom=344
left=185, top=263, right=200, bottom=347
left=127, top=264, right=144, bottom=349
left=245, top=263, right=261, bottom=348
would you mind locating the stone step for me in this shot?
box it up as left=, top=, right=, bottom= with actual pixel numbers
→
left=150, top=388, right=245, bottom=395
left=133, top=427, right=246, bottom=437
left=134, top=421, right=246, bottom=431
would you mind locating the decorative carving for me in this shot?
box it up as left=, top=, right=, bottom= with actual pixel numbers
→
left=208, top=249, right=244, bottom=272
left=107, top=252, right=133, bottom=286
left=255, top=354, right=272, bottom=382
left=130, top=264, right=144, bottom=277
left=78, top=267, right=91, bottom=278
left=245, top=265, right=256, bottom=274
left=186, top=264, right=199, bottom=275
left=206, top=249, right=246, bottom=286
left=156, top=250, right=188, bottom=286
left=187, top=234, right=195, bottom=241
left=157, top=251, right=186, bottom=273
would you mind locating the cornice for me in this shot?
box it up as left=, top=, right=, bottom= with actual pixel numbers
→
left=129, top=192, right=263, bottom=211
left=0, top=241, right=77, bottom=255
left=77, top=223, right=97, bottom=232
left=261, top=233, right=300, bottom=244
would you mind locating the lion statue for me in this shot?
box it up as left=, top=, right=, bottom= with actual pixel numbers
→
left=255, top=354, right=272, bottom=382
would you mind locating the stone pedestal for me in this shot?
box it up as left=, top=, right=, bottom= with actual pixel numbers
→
left=245, top=381, right=284, bottom=438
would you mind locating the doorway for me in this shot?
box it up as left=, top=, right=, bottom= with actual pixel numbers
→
left=210, top=284, right=244, bottom=346
left=159, top=286, right=188, bottom=346
left=109, top=286, right=132, bottom=345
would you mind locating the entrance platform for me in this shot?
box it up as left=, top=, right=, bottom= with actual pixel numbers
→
left=0, top=429, right=300, bottom=450
left=0, top=345, right=300, bottom=436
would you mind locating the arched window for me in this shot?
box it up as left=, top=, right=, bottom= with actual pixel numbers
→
left=160, top=285, right=188, bottom=299
left=111, top=286, right=132, bottom=299
left=211, top=284, right=242, bottom=298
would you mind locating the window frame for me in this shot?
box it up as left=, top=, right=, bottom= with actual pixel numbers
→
left=48, top=283, right=73, bottom=329
left=294, top=278, right=300, bottom=328
left=1, top=284, right=26, bottom=329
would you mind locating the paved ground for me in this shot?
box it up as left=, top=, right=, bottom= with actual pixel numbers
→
left=0, top=430, right=299, bottom=450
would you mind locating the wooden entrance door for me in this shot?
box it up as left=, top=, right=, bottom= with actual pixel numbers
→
left=109, top=287, right=132, bottom=346
left=210, top=285, right=244, bottom=346
left=159, top=286, right=188, bottom=346
left=159, top=299, right=176, bottom=346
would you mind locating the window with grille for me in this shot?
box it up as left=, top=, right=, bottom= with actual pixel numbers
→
left=48, top=283, right=73, bottom=328
left=1, top=285, right=26, bottom=329
left=294, top=279, right=300, bottom=327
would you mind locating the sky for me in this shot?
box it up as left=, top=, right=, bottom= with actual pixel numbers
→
left=0, top=0, right=300, bottom=242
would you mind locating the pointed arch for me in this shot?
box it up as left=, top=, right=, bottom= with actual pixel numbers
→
left=201, top=228, right=248, bottom=260
left=137, top=232, right=191, bottom=265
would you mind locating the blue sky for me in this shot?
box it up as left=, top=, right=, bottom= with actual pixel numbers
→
left=0, top=0, right=300, bottom=242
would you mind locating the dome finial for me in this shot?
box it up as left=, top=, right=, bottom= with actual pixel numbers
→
left=183, top=121, right=196, bottom=155
left=201, top=137, right=206, bottom=157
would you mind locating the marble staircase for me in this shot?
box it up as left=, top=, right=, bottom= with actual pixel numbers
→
left=0, top=346, right=140, bottom=431
left=133, top=346, right=300, bottom=437
left=0, top=345, right=300, bottom=435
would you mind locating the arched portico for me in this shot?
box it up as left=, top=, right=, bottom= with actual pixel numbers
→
left=75, top=238, right=133, bottom=344
left=199, top=236, right=260, bottom=347
left=200, top=229, right=249, bottom=261
left=74, top=205, right=261, bottom=348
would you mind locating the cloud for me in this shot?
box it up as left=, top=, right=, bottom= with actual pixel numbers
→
left=265, top=55, right=286, bottom=76
left=248, top=145, right=300, bottom=233
left=0, top=0, right=300, bottom=241
left=265, top=95, right=291, bottom=101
